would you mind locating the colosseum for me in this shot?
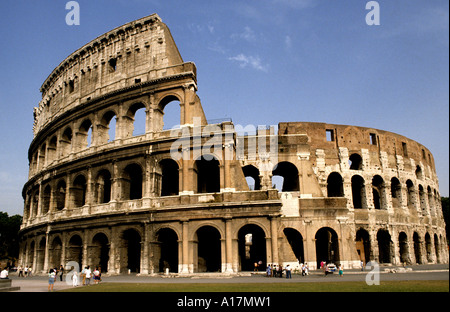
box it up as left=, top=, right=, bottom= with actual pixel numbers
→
left=19, top=14, right=448, bottom=275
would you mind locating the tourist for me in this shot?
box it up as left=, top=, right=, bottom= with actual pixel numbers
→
left=0, top=267, right=9, bottom=279
left=285, top=265, right=292, bottom=279
left=18, top=265, right=24, bottom=277
left=85, top=266, right=92, bottom=285
left=266, top=264, right=271, bottom=277
left=93, top=267, right=100, bottom=284
left=72, top=269, right=79, bottom=287
left=48, top=269, right=56, bottom=291
left=338, top=265, right=343, bottom=277
left=24, top=266, right=28, bottom=277
left=59, top=265, right=64, bottom=281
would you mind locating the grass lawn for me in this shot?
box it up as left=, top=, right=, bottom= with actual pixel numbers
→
left=60, top=280, right=449, bottom=292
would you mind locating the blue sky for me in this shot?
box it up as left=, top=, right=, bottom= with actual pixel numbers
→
left=0, top=0, right=448, bottom=216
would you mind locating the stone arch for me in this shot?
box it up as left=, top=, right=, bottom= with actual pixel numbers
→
left=159, top=158, right=179, bottom=196
left=42, top=184, right=51, bottom=214
left=355, top=228, right=371, bottom=264
left=434, top=233, right=441, bottom=263
left=49, top=236, right=63, bottom=269
left=124, top=102, right=147, bottom=137
left=91, top=232, right=110, bottom=273
left=418, top=185, right=427, bottom=214
left=157, top=94, right=182, bottom=131
left=351, top=175, right=366, bottom=209
left=425, top=232, right=433, bottom=263
left=60, top=127, right=73, bottom=156
left=76, top=118, right=94, bottom=150
left=398, top=232, right=410, bottom=264
left=121, top=228, right=142, bottom=273
left=155, top=227, right=179, bottom=273
left=122, top=163, right=143, bottom=200
left=315, top=227, right=340, bottom=268
left=282, top=227, right=305, bottom=264
left=406, top=179, right=415, bottom=209
left=95, top=169, right=112, bottom=204
left=377, top=229, right=393, bottom=264
left=55, top=179, right=67, bottom=210
left=327, top=172, right=344, bottom=197
left=72, top=174, right=87, bottom=207
left=238, top=224, right=267, bottom=271
left=272, top=161, right=299, bottom=192
left=390, top=177, right=402, bottom=208
left=413, top=232, right=423, bottom=264
left=194, top=225, right=222, bottom=272
left=242, top=165, right=261, bottom=191
left=372, top=175, right=386, bottom=210
left=47, top=136, right=58, bottom=163
left=194, top=155, right=220, bottom=193
left=98, top=110, right=117, bottom=144
left=67, top=234, right=83, bottom=267
left=349, top=153, right=363, bottom=170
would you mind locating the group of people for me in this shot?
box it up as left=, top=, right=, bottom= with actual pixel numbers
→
left=16, top=265, right=34, bottom=277
left=320, top=261, right=344, bottom=277
left=48, top=265, right=102, bottom=291
left=265, top=264, right=292, bottom=278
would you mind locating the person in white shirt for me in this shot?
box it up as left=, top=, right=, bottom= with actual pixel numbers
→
left=85, top=266, right=92, bottom=285
left=0, top=268, right=8, bottom=279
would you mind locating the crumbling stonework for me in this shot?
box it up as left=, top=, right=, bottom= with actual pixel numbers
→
left=19, top=14, right=448, bottom=275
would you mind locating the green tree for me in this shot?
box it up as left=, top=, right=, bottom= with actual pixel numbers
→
left=0, top=212, right=22, bottom=262
left=442, top=197, right=449, bottom=246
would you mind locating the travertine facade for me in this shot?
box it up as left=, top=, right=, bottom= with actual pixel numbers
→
left=19, top=14, right=448, bottom=275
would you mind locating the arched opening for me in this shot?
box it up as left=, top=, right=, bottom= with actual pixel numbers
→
left=47, top=136, right=57, bottom=163
left=98, top=111, right=117, bottom=144
left=349, top=153, right=363, bottom=170
left=56, top=180, right=66, bottom=210
left=160, top=159, right=179, bottom=196
left=156, top=228, right=179, bottom=273
left=418, top=185, right=427, bottom=215
left=272, top=162, right=299, bottom=192
left=355, top=228, right=371, bottom=265
left=351, top=175, right=366, bottom=209
left=72, top=175, right=87, bottom=207
left=327, top=172, right=344, bottom=197
left=159, top=95, right=181, bottom=131
left=242, top=165, right=261, bottom=191
left=238, top=224, right=267, bottom=271
left=377, top=229, right=392, bottom=264
left=32, top=190, right=39, bottom=218
left=427, top=186, right=435, bottom=216
left=125, top=103, right=146, bottom=137
left=315, top=227, right=339, bottom=268
left=60, top=127, right=73, bottom=156
left=36, top=237, right=46, bottom=272
left=122, top=229, right=141, bottom=273
left=68, top=235, right=83, bottom=268
left=398, top=232, right=409, bottom=264
left=195, top=226, right=221, bottom=272
left=283, top=228, right=304, bottom=264
left=415, top=165, right=423, bottom=180
left=406, top=180, right=415, bottom=209
left=42, top=185, right=51, bottom=214
left=95, top=170, right=112, bottom=204
left=425, top=233, right=433, bottom=263
left=413, top=232, right=422, bottom=264
left=49, top=237, right=62, bottom=269
left=38, top=144, right=46, bottom=170
left=78, top=119, right=93, bottom=150
left=122, top=164, right=143, bottom=200
left=194, top=155, right=220, bottom=193
left=391, top=177, right=402, bottom=208
left=91, top=233, right=109, bottom=273
left=372, top=175, right=385, bottom=210
left=434, top=234, right=441, bottom=263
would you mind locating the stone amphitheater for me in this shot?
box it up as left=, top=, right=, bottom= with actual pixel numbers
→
left=18, top=14, right=448, bottom=275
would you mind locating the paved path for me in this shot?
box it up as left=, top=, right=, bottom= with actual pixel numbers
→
left=5, top=264, right=448, bottom=292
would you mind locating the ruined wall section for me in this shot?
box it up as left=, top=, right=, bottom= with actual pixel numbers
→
left=33, top=14, right=184, bottom=138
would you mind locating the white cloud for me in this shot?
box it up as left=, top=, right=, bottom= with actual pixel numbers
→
left=272, top=0, right=315, bottom=9
left=228, top=54, right=268, bottom=72
left=231, top=26, right=256, bottom=42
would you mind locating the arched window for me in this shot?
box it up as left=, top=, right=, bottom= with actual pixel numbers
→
left=195, top=155, right=220, bottom=193
left=327, top=172, right=344, bottom=197
left=160, top=159, right=179, bottom=196
left=124, top=103, right=146, bottom=137
left=56, top=180, right=66, bottom=210
left=315, top=227, right=339, bottom=268
left=372, top=175, right=385, bottom=210
left=72, top=175, right=87, bottom=207
left=96, top=170, right=112, bottom=204
left=159, top=95, right=181, bottom=131
left=406, top=179, right=415, bottom=209
left=78, top=119, right=93, bottom=149
left=60, top=127, right=73, bottom=156
left=390, top=177, right=402, bottom=208
left=42, top=185, right=51, bottom=214
left=272, top=162, right=299, bottom=192
left=47, top=136, right=57, bottom=163
left=349, top=153, right=363, bottom=170
left=123, top=164, right=143, bottom=200
left=98, top=111, right=117, bottom=144
left=351, top=175, right=366, bottom=208
left=242, top=165, right=260, bottom=191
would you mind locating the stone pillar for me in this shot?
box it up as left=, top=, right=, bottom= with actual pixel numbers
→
left=270, top=216, right=279, bottom=265
left=181, top=220, right=189, bottom=273
left=224, top=217, right=233, bottom=273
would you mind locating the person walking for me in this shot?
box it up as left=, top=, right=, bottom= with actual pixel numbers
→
left=285, top=265, right=292, bottom=279
left=48, top=269, right=56, bottom=291
left=85, top=266, right=92, bottom=286
left=59, top=265, right=64, bottom=281
left=18, top=265, right=24, bottom=277
left=338, top=265, right=343, bottom=277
